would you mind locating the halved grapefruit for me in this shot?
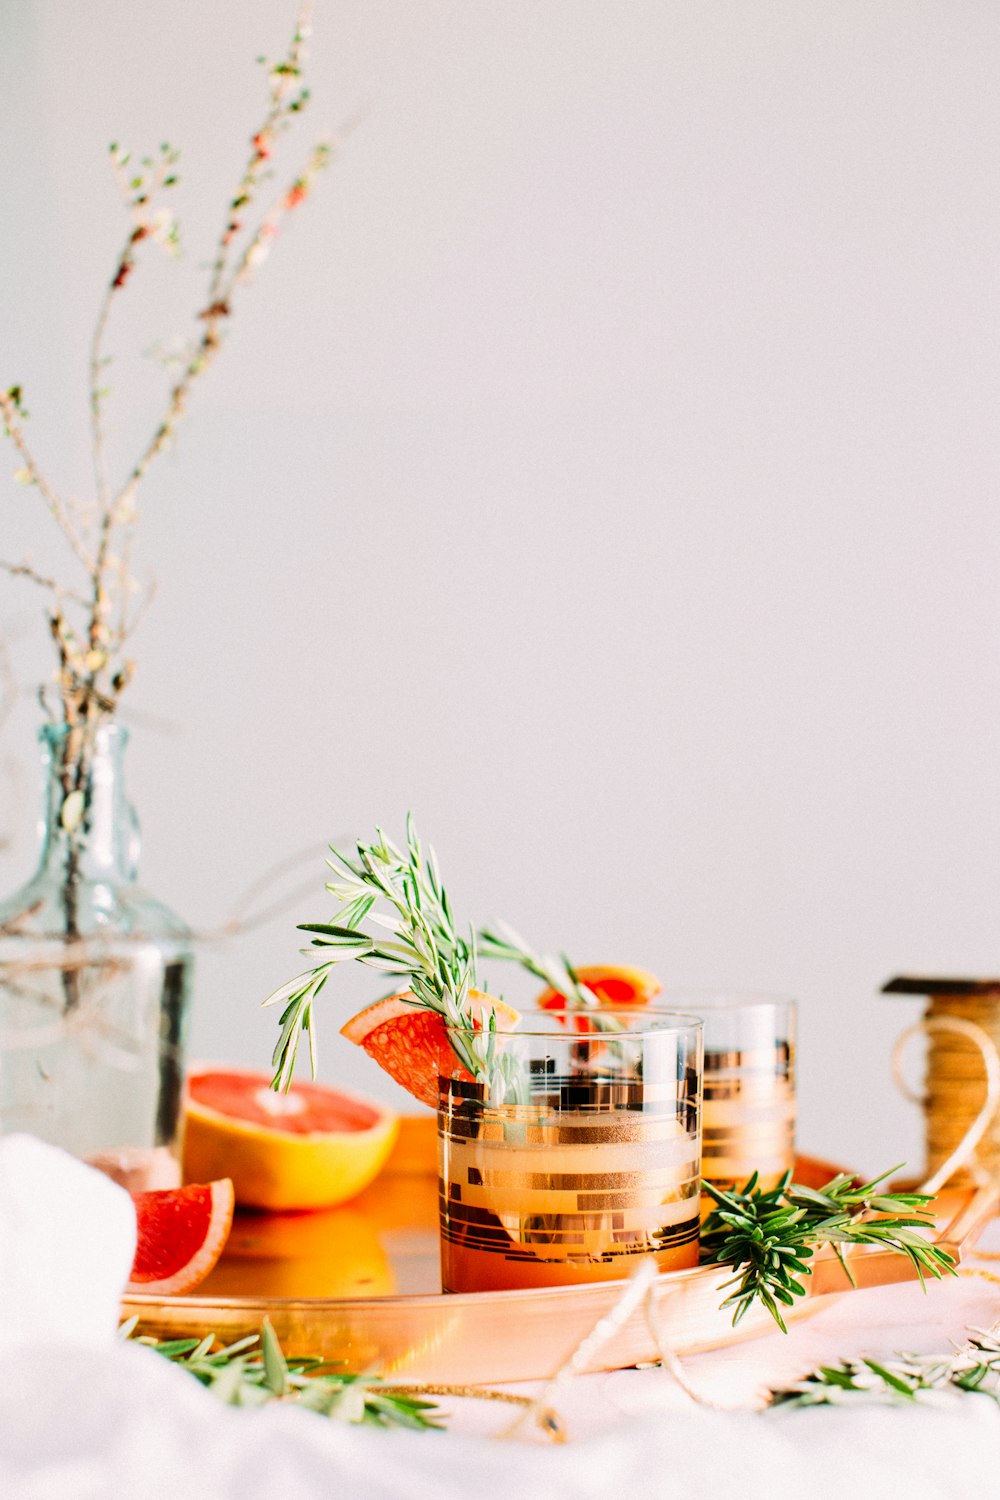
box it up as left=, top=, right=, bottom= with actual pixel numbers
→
left=182, top=1067, right=399, bottom=1211
left=126, top=1179, right=235, bottom=1296
left=535, top=963, right=662, bottom=1012
left=340, top=990, right=520, bottom=1109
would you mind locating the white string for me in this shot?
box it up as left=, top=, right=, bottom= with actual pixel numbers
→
left=501, top=1260, right=659, bottom=1436
left=891, top=1015, right=1000, bottom=1195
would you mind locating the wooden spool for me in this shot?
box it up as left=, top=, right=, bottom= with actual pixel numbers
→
left=883, top=977, right=1000, bottom=1190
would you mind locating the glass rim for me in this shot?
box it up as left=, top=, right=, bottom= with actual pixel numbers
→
left=657, top=988, right=796, bottom=1014
left=443, top=1005, right=703, bottom=1039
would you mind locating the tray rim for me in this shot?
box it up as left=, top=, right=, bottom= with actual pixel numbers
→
left=121, top=1162, right=998, bottom=1383
left=122, top=1160, right=996, bottom=1316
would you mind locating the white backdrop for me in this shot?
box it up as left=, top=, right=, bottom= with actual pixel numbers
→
left=2, top=1, right=999, bottom=1173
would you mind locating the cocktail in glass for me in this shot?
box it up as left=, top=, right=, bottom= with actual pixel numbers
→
left=437, top=1008, right=702, bottom=1293
left=664, top=992, right=796, bottom=1199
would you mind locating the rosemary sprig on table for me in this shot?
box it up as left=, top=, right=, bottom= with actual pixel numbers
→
left=768, top=1328, right=1000, bottom=1409
left=263, top=816, right=517, bottom=1096
left=120, top=1317, right=444, bottom=1429
left=701, top=1168, right=956, bottom=1333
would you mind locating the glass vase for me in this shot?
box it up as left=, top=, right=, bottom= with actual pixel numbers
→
left=0, top=723, right=193, bottom=1190
left=437, top=1008, right=703, bottom=1292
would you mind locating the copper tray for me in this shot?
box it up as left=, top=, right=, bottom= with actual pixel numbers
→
left=123, top=1119, right=997, bottom=1384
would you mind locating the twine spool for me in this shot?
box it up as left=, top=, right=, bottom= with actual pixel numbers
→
left=892, top=997, right=1000, bottom=1192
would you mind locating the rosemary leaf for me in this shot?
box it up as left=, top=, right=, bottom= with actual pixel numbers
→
left=266, top=816, right=500, bottom=1093
left=769, top=1329, right=1000, bottom=1409
left=123, top=1320, right=445, bottom=1431
left=701, top=1169, right=956, bottom=1332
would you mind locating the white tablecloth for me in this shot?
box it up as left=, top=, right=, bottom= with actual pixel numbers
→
left=3, top=1137, right=999, bottom=1500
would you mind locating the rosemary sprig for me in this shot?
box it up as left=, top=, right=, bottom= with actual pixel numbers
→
left=477, top=922, right=648, bottom=1073
left=120, top=1317, right=444, bottom=1430
left=768, top=1327, right=1000, bottom=1409
left=701, top=1167, right=956, bottom=1333
left=264, top=815, right=520, bottom=1097
left=478, top=922, right=600, bottom=1009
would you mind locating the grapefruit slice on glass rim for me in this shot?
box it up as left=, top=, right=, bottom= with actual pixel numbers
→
left=183, top=1067, right=399, bottom=1211
left=126, top=1179, right=235, bottom=1296
left=340, top=990, right=520, bottom=1109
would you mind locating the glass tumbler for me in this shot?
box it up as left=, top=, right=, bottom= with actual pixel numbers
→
left=437, top=1008, right=702, bottom=1293
left=665, top=992, right=796, bottom=1199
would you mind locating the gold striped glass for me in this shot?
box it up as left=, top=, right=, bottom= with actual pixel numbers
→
left=437, top=1008, right=702, bottom=1293
left=664, top=992, right=796, bottom=1199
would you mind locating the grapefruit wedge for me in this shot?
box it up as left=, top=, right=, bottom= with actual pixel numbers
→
left=126, top=1179, right=234, bottom=1296
left=183, top=1067, right=399, bottom=1211
left=536, top=963, right=662, bottom=1012
left=341, top=990, right=520, bottom=1108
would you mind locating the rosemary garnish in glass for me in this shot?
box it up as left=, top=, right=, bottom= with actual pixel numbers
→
left=264, top=816, right=521, bottom=1098
left=477, top=923, right=599, bottom=1009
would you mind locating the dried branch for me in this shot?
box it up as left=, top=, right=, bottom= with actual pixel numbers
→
left=0, top=559, right=88, bottom=605
left=113, top=9, right=327, bottom=531
left=0, top=390, right=92, bottom=573
left=90, top=143, right=182, bottom=656
left=1, top=3, right=329, bottom=740
left=205, top=4, right=314, bottom=309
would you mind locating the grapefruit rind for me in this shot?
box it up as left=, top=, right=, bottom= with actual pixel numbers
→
left=340, top=991, right=520, bottom=1109
left=182, top=1067, right=400, bottom=1212
left=126, top=1178, right=235, bottom=1297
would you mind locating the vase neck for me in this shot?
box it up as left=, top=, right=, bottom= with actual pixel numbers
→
left=36, top=723, right=139, bottom=885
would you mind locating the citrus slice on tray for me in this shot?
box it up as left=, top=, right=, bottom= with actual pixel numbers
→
left=535, top=963, right=662, bottom=1011
left=182, top=1067, right=399, bottom=1211
left=126, top=1178, right=235, bottom=1296
left=341, top=990, right=520, bottom=1108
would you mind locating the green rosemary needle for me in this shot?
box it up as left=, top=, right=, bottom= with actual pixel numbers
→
left=701, top=1167, right=956, bottom=1333
left=768, top=1327, right=1000, bottom=1409
left=263, top=815, right=520, bottom=1098
left=120, top=1317, right=444, bottom=1429
left=477, top=922, right=599, bottom=1008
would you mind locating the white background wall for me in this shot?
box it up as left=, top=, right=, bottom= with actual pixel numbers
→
left=2, top=1, right=999, bottom=1173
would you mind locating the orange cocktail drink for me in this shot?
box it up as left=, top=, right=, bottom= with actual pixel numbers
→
left=437, top=1009, right=702, bottom=1293
left=665, top=993, right=796, bottom=1199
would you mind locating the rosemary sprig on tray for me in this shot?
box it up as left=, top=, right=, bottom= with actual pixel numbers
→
left=263, top=815, right=515, bottom=1095
left=121, top=1317, right=444, bottom=1430
left=701, top=1168, right=956, bottom=1333
left=768, top=1328, right=1000, bottom=1409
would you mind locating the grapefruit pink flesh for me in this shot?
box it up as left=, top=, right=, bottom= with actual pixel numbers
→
left=536, top=964, right=662, bottom=1011
left=182, top=1068, right=399, bottom=1212
left=187, top=1070, right=383, bottom=1135
left=126, top=1178, right=234, bottom=1296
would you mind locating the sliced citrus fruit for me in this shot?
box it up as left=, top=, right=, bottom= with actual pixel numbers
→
left=340, top=990, right=520, bottom=1108
left=126, top=1178, right=234, bottom=1296
left=182, top=1066, right=399, bottom=1211
left=535, top=963, right=662, bottom=1012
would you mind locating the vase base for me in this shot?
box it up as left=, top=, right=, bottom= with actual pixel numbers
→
left=85, top=1144, right=180, bottom=1194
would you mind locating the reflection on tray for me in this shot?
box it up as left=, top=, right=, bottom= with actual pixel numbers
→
left=196, top=1162, right=441, bottom=1300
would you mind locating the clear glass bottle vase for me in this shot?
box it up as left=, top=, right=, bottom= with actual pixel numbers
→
left=0, top=722, right=193, bottom=1190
